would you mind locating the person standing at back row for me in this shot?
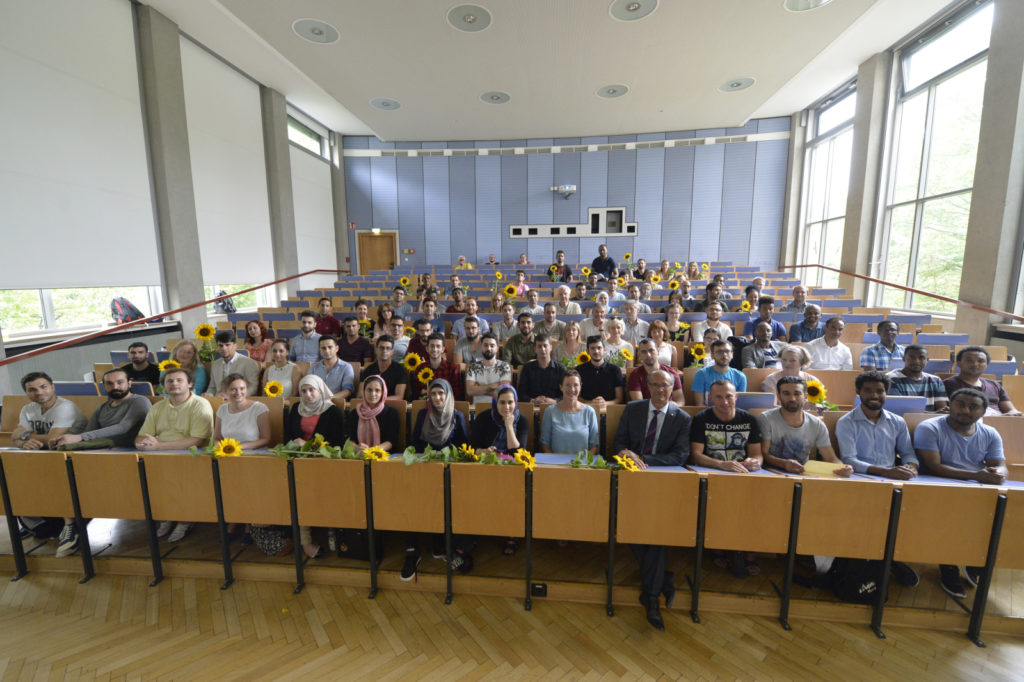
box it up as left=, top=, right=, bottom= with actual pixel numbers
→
left=591, top=244, right=616, bottom=280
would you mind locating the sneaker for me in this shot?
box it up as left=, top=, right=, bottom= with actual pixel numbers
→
left=156, top=521, right=173, bottom=538
left=891, top=561, right=919, bottom=588
left=327, top=529, right=338, bottom=552
left=168, top=522, right=193, bottom=543
left=400, top=549, right=421, bottom=581
left=431, top=536, right=446, bottom=559
left=449, top=551, right=473, bottom=574
left=963, top=565, right=983, bottom=589
left=55, top=523, right=79, bottom=558
left=940, top=565, right=967, bottom=599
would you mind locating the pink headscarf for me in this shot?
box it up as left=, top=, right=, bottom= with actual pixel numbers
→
left=356, top=375, right=388, bottom=445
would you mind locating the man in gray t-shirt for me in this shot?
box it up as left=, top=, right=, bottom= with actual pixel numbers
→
left=51, top=368, right=151, bottom=449
left=759, top=376, right=850, bottom=475
left=13, top=372, right=87, bottom=449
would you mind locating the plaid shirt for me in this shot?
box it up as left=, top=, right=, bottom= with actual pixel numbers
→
left=409, top=359, right=464, bottom=401
left=859, top=343, right=905, bottom=371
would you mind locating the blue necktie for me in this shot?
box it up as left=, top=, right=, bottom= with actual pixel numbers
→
left=642, top=410, right=661, bottom=455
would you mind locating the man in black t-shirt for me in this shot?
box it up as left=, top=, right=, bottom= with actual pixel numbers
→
left=359, top=335, right=408, bottom=399
left=577, top=336, right=624, bottom=408
left=689, top=379, right=763, bottom=470
left=120, top=341, right=160, bottom=386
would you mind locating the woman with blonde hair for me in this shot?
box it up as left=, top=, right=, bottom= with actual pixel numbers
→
left=551, top=321, right=584, bottom=366
left=647, top=320, right=677, bottom=367
left=165, top=340, right=208, bottom=395
left=761, top=345, right=820, bottom=404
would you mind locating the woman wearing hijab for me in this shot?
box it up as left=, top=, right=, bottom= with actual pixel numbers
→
left=405, top=378, right=470, bottom=580
left=346, top=375, right=399, bottom=451
left=280, top=375, right=344, bottom=559
left=470, top=384, right=530, bottom=555
left=411, top=378, right=468, bottom=451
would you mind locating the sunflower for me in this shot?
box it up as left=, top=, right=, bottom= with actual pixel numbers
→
left=613, top=454, right=638, bottom=472
left=417, top=366, right=435, bottom=384
left=213, top=438, right=242, bottom=458
left=458, top=443, right=479, bottom=461
left=619, top=347, right=633, bottom=361
left=576, top=351, right=591, bottom=365
left=623, top=252, right=632, bottom=261
left=701, top=262, right=710, bottom=271
left=195, top=323, right=216, bottom=341
left=503, top=283, right=518, bottom=297
left=678, top=322, right=691, bottom=331
left=691, top=343, right=707, bottom=360
left=494, top=271, right=504, bottom=280
left=549, top=264, right=557, bottom=272
left=651, top=275, right=662, bottom=284
left=399, top=276, right=410, bottom=287
left=158, top=359, right=180, bottom=372
left=668, top=280, right=680, bottom=290
left=805, top=380, right=827, bottom=404
left=740, top=300, right=752, bottom=312
left=264, top=381, right=283, bottom=397
left=362, top=446, right=389, bottom=461
left=402, top=353, right=423, bottom=371
left=581, top=266, right=591, bottom=276
left=513, top=448, right=535, bottom=472
left=309, top=435, right=326, bottom=451
left=616, top=277, right=626, bottom=287
left=674, top=262, right=682, bottom=269
left=404, top=326, right=416, bottom=338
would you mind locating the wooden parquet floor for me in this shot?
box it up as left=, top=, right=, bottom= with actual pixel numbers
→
left=3, top=570, right=1024, bottom=681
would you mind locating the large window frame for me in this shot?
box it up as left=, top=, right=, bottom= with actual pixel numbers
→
left=872, top=1, right=992, bottom=313
left=798, top=81, right=856, bottom=288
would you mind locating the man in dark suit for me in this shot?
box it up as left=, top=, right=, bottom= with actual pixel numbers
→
left=613, top=369, right=692, bottom=631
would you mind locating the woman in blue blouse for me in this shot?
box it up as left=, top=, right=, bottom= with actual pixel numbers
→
left=540, top=370, right=599, bottom=455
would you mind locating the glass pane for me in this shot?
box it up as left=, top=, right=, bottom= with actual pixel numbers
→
left=911, top=192, right=971, bottom=313
left=51, top=287, right=151, bottom=329
left=287, top=120, right=322, bottom=156
left=817, top=91, right=856, bottom=135
left=891, top=92, right=928, bottom=204
left=925, top=59, right=986, bottom=197
left=805, top=143, right=829, bottom=224
left=882, top=205, right=915, bottom=308
left=803, top=222, right=824, bottom=286
left=205, top=284, right=258, bottom=313
left=0, top=289, right=44, bottom=338
left=903, top=3, right=993, bottom=92
left=825, top=129, right=853, bottom=219
left=821, top=218, right=845, bottom=288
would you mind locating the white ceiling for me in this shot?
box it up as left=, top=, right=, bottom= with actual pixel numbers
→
left=141, top=0, right=956, bottom=142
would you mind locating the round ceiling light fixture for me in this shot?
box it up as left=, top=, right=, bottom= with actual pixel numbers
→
left=292, top=19, right=340, bottom=44
left=597, top=84, right=630, bottom=99
left=718, top=77, right=755, bottom=93
left=783, top=0, right=834, bottom=11
left=609, top=0, right=657, bottom=22
left=481, top=91, right=511, bottom=104
left=370, top=97, right=402, bottom=111
left=447, top=4, right=492, bottom=32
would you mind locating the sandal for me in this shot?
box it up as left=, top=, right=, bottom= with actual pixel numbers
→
left=503, top=539, right=518, bottom=556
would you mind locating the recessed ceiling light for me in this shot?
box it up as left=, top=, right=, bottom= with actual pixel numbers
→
left=597, top=84, right=629, bottom=99
left=609, top=0, right=657, bottom=22
left=292, top=19, right=339, bottom=44
left=447, top=4, right=492, bottom=32
left=370, top=98, right=401, bottom=111
left=718, top=77, right=755, bottom=93
left=783, top=0, right=834, bottom=11
left=481, top=91, right=511, bottom=104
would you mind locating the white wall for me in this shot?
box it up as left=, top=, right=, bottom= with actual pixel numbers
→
left=290, top=146, right=337, bottom=290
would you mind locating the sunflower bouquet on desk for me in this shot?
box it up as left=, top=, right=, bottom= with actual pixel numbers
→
left=190, top=437, right=244, bottom=458
left=195, top=323, right=217, bottom=363
left=607, top=347, right=634, bottom=369
left=267, top=434, right=363, bottom=461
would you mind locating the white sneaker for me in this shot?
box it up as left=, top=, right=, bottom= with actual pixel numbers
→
left=168, top=522, right=193, bottom=542
left=55, top=523, right=79, bottom=558
left=156, top=521, right=173, bottom=537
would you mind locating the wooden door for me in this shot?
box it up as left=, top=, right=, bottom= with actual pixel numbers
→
left=356, top=231, right=397, bottom=274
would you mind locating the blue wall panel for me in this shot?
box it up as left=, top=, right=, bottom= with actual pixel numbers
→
left=662, top=145, right=694, bottom=262
left=474, top=156, right=501, bottom=264
left=423, top=157, right=451, bottom=265
left=527, top=148, right=554, bottom=266
left=750, top=139, right=789, bottom=270
left=552, top=149, right=582, bottom=266
left=396, top=157, right=425, bottom=268
left=758, top=117, right=792, bottom=133
left=344, top=156, right=372, bottom=269
left=449, top=156, right=476, bottom=263
left=634, top=147, right=665, bottom=261
left=719, top=141, right=757, bottom=267
left=370, top=156, right=398, bottom=230
left=500, top=154, right=527, bottom=263
left=690, top=144, right=725, bottom=261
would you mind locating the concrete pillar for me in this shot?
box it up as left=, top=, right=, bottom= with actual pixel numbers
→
left=260, top=86, right=299, bottom=300
left=331, top=132, right=351, bottom=277
left=955, top=0, right=1024, bottom=342
left=135, top=5, right=207, bottom=334
left=0, top=326, right=11, bottom=397
left=839, top=52, right=892, bottom=301
left=779, top=111, right=806, bottom=272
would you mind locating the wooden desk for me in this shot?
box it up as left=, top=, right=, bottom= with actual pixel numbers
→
left=217, top=456, right=291, bottom=525
left=894, top=484, right=999, bottom=566
left=703, top=472, right=793, bottom=553
left=796, top=478, right=893, bottom=559
left=293, top=458, right=367, bottom=528
left=532, top=466, right=609, bottom=542
left=141, top=454, right=218, bottom=523
left=450, top=463, right=525, bottom=537
left=616, top=469, right=700, bottom=547
left=70, top=452, right=146, bottom=520
left=370, top=460, right=444, bottom=533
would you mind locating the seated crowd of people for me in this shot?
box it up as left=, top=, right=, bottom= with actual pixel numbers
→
left=7, top=247, right=1021, bottom=632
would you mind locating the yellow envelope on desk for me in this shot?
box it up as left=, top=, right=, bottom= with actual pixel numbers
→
left=802, top=460, right=846, bottom=477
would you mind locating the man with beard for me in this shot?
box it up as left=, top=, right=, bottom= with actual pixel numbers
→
left=548, top=249, right=573, bottom=283
left=451, top=298, right=490, bottom=339
left=454, top=317, right=485, bottom=364
left=466, top=333, right=512, bottom=399
left=536, top=303, right=565, bottom=341
left=502, top=313, right=538, bottom=368
left=48, top=368, right=152, bottom=557
left=886, top=344, right=948, bottom=411
left=410, top=333, right=464, bottom=401
left=577, top=336, right=625, bottom=409
left=836, top=370, right=920, bottom=587
left=758, top=377, right=850, bottom=476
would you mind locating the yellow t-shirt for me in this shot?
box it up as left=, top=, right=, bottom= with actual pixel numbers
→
left=137, top=393, right=213, bottom=442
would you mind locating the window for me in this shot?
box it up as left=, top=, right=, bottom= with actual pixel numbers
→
left=204, top=284, right=269, bottom=314
left=0, top=286, right=160, bottom=341
left=799, top=85, right=856, bottom=288
left=876, top=2, right=992, bottom=313
left=287, top=117, right=326, bottom=157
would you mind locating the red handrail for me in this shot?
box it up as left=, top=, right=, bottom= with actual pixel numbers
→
left=781, top=263, right=1024, bottom=324
left=0, top=269, right=347, bottom=368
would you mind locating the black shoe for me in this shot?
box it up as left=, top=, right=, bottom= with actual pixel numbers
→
left=730, top=551, right=748, bottom=579
left=963, top=565, right=983, bottom=589
left=644, top=595, right=665, bottom=631
left=940, top=565, right=966, bottom=599
left=891, top=561, right=919, bottom=588
left=449, top=551, right=473, bottom=574
left=400, top=548, right=421, bottom=582
left=662, top=571, right=676, bottom=608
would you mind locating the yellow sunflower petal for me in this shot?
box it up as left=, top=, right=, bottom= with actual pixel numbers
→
left=195, top=323, right=215, bottom=340
left=158, top=359, right=180, bottom=372
left=651, top=275, right=661, bottom=283
left=402, top=353, right=423, bottom=371
left=417, top=366, right=435, bottom=384
left=576, top=351, right=591, bottom=365
left=264, top=381, right=283, bottom=397
left=494, top=272, right=503, bottom=280
left=214, top=438, right=242, bottom=458
left=581, top=267, right=591, bottom=276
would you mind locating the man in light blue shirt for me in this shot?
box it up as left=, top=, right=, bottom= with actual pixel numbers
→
left=289, top=310, right=321, bottom=363
left=836, top=371, right=918, bottom=478
left=690, top=340, right=747, bottom=407
left=307, top=335, right=354, bottom=398
left=451, top=300, right=490, bottom=339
